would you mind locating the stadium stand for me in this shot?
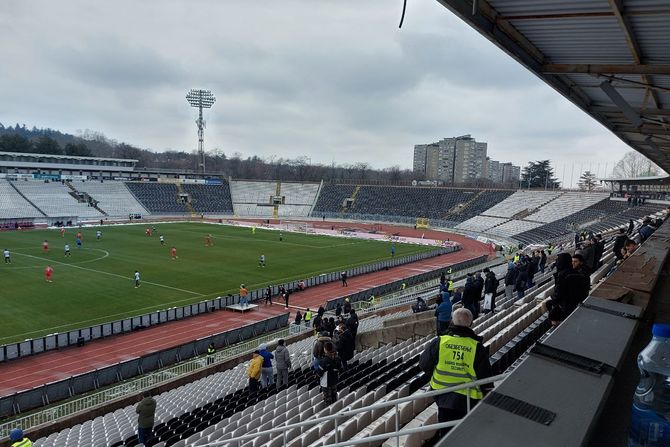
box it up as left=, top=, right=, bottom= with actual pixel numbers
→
left=230, top=181, right=277, bottom=204
left=524, top=192, right=609, bottom=223
left=455, top=215, right=509, bottom=233
left=12, top=180, right=104, bottom=218
left=485, top=219, right=544, bottom=238
left=125, top=183, right=189, bottom=214
left=182, top=183, right=234, bottom=214
left=447, top=190, right=515, bottom=222
left=279, top=183, right=319, bottom=205
left=71, top=181, right=149, bottom=216
left=479, top=190, right=560, bottom=218
left=311, top=184, right=356, bottom=214
left=0, top=179, right=43, bottom=218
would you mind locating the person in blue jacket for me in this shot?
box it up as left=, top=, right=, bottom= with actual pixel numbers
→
left=435, top=291, right=453, bottom=335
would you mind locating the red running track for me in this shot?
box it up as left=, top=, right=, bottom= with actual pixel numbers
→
left=0, top=223, right=490, bottom=398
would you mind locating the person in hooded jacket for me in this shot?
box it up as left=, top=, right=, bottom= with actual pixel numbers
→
left=274, top=339, right=292, bottom=388
left=258, top=344, right=275, bottom=388
left=515, top=264, right=528, bottom=301
left=544, top=253, right=574, bottom=324
left=335, top=323, right=355, bottom=369
left=461, top=275, right=479, bottom=319
left=435, top=290, right=453, bottom=335
left=504, top=263, right=517, bottom=301
left=483, top=268, right=499, bottom=314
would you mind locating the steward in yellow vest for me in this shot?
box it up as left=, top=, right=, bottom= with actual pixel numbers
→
left=419, top=308, right=493, bottom=424
left=447, top=279, right=454, bottom=292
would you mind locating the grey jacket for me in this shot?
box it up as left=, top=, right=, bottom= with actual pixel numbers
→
left=275, top=345, right=292, bottom=370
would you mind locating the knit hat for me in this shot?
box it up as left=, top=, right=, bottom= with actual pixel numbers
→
left=258, top=343, right=267, bottom=350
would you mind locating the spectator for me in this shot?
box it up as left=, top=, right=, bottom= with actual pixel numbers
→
left=623, top=239, right=638, bottom=259
left=275, top=339, right=291, bottom=389
left=571, top=254, right=589, bottom=276
left=412, top=296, right=428, bottom=313
left=473, top=272, right=484, bottom=311
left=316, top=341, right=341, bottom=405
left=526, top=257, right=537, bottom=289
left=304, top=308, right=312, bottom=327
left=265, top=286, right=273, bottom=305
left=343, top=298, right=352, bottom=315
left=435, top=291, right=453, bottom=335
left=136, top=390, right=156, bottom=446
left=239, top=284, right=249, bottom=307
left=627, top=219, right=635, bottom=235
left=504, top=263, right=517, bottom=302
left=297, top=279, right=306, bottom=291
left=450, top=287, right=463, bottom=305
left=247, top=351, right=263, bottom=392
left=612, top=228, right=627, bottom=260
left=346, top=309, right=359, bottom=338
left=639, top=218, right=655, bottom=241
left=335, top=302, right=343, bottom=317
left=258, top=343, right=275, bottom=388
left=312, top=312, right=323, bottom=333
left=461, top=275, right=479, bottom=319
left=539, top=250, right=547, bottom=274
left=335, top=323, right=355, bottom=369
left=294, top=310, right=302, bottom=326
left=9, top=428, right=31, bottom=447
left=483, top=268, right=498, bottom=314
left=312, top=331, right=332, bottom=366
left=544, top=253, right=574, bottom=325
left=419, top=308, right=493, bottom=435
left=575, top=242, right=594, bottom=275
left=341, top=271, right=348, bottom=287
left=515, top=264, right=528, bottom=301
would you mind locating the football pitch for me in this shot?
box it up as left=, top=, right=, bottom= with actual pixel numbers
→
left=0, top=222, right=434, bottom=344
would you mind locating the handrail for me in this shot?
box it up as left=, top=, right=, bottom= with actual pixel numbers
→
left=205, top=373, right=509, bottom=446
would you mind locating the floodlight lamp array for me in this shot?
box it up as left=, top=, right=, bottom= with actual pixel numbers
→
left=186, top=89, right=216, bottom=108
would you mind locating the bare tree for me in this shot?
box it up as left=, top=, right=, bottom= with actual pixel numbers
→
left=612, top=151, right=664, bottom=178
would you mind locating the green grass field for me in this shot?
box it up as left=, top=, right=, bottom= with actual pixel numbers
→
left=0, top=222, right=433, bottom=344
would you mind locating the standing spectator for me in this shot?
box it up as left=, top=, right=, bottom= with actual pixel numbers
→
left=544, top=253, right=574, bottom=325
left=316, top=342, right=341, bottom=405
left=515, top=265, right=528, bottom=301
left=313, top=331, right=332, bottom=366
left=341, top=271, right=348, bottom=287
left=283, top=288, right=290, bottom=308
left=435, top=291, right=453, bottom=335
left=247, top=351, right=263, bottom=392
left=575, top=242, right=595, bottom=275
left=526, top=257, right=537, bottom=289
left=623, top=239, right=638, bottom=259
left=461, top=275, right=479, bottom=319
left=312, top=312, right=323, bottom=333
left=539, top=250, right=547, bottom=274
left=504, top=263, right=517, bottom=302
left=136, top=391, right=156, bottom=446
left=419, top=309, right=493, bottom=434
left=483, top=268, right=499, bottom=314
left=335, top=323, right=355, bottom=369
left=275, top=339, right=291, bottom=389
left=571, top=254, right=589, bottom=276
left=346, top=309, right=359, bottom=338
left=258, top=344, right=274, bottom=388
left=9, top=428, right=31, bottom=447
left=613, top=228, right=628, bottom=260
left=335, top=302, right=343, bottom=317
left=343, top=298, right=352, bottom=315
left=304, top=308, right=312, bottom=327
left=294, top=310, right=302, bottom=326
left=627, top=219, right=635, bottom=235
left=450, top=286, right=463, bottom=305
left=206, top=343, right=216, bottom=365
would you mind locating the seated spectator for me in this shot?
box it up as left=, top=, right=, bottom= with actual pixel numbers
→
left=297, top=280, right=306, bottom=291
left=623, top=239, right=638, bottom=259
left=412, top=296, right=428, bottom=313
left=638, top=218, right=656, bottom=241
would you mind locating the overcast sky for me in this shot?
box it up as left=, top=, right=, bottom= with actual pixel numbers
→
left=0, top=0, right=635, bottom=184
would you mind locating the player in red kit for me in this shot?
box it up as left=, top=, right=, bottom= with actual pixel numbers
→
left=171, top=246, right=178, bottom=260
left=43, top=240, right=49, bottom=252
left=45, top=265, right=54, bottom=282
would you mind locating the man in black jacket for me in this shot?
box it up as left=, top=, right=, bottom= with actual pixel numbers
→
left=335, top=323, right=355, bottom=370
left=316, top=341, right=341, bottom=404
left=419, top=308, right=493, bottom=432
left=482, top=268, right=498, bottom=314
left=612, top=228, right=628, bottom=260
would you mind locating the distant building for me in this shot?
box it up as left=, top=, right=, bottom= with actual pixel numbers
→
left=413, top=135, right=487, bottom=184
left=485, top=158, right=501, bottom=183
left=501, top=162, right=521, bottom=185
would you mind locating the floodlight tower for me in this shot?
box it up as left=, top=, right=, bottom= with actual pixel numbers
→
left=186, top=89, right=216, bottom=173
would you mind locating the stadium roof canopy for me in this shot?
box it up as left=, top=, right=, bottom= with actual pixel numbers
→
left=599, top=174, right=670, bottom=184
left=435, top=0, right=670, bottom=172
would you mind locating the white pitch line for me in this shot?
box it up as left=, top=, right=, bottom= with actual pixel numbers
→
left=13, top=251, right=202, bottom=296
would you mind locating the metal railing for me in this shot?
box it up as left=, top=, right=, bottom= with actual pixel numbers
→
left=204, top=373, right=509, bottom=447
left=0, top=324, right=312, bottom=439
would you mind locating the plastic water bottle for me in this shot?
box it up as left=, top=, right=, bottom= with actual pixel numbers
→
left=629, top=324, right=670, bottom=446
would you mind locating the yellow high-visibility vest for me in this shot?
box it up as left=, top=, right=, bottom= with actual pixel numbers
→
left=447, top=280, right=454, bottom=292
left=430, top=335, right=483, bottom=400
left=305, top=311, right=312, bottom=321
